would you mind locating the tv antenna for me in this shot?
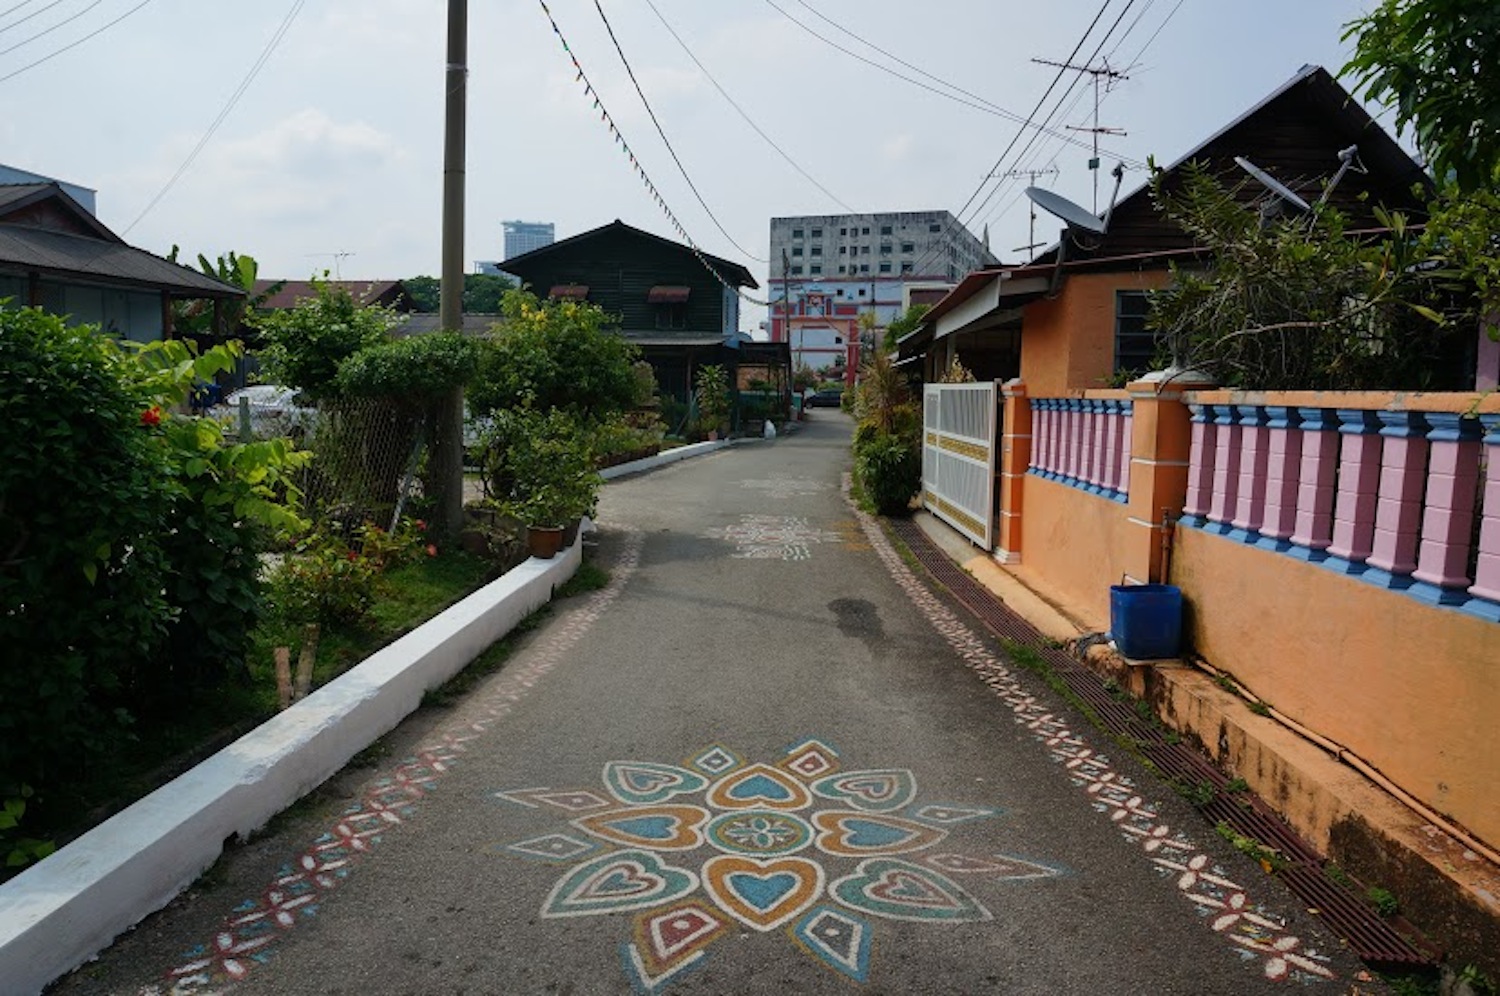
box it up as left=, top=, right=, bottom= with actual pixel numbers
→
left=997, top=164, right=1061, bottom=261
left=305, top=251, right=356, bottom=280
left=1033, top=56, right=1129, bottom=211
left=1317, top=144, right=1367, bottom=207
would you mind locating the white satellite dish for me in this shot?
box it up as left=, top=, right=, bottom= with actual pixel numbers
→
left=1025, top=187, right=1107, bottom=235
left=1234, top=156, right=1311, bottom=213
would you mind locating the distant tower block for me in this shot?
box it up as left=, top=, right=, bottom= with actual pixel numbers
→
left=503, top=220, right=555, bottom=261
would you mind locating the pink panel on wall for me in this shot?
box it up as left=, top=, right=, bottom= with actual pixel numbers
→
left=1414, top=415, right=1485, bottom=590
left=1327, top=412, right=1382, bottom=565
left=1207, top=407, right=1242, bottom=526
left=1261, top=409, right=1303, bottom=541
left=1290, top=409, right=1339, bottom=551
left=1231, top=407, right=1270, bottom=533
left=1367, top=414, right=1430, bottom=577
left=1183, top=408, right=1215, bottom=519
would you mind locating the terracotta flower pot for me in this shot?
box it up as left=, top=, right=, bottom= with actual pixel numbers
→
left=526, top=525, right=566, bottom=560
left=561, top=517, right=582, bottom=549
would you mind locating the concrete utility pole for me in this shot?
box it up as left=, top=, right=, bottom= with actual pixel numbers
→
left=435, top=0, right=468, bottom=538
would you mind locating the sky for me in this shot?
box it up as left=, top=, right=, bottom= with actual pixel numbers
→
left=0, top=0, right=1393, bottom=330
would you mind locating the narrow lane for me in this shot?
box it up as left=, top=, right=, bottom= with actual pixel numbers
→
left=55, top=413, right=1368, bottom=995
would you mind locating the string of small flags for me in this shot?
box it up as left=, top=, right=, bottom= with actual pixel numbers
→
left=536, top=0, right=770, bottom=307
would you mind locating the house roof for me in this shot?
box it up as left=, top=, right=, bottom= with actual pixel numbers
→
left=500, top=219, right=759, bottom=290
left=0, top=183, right=242, bottom=298
left=253, top=279, right=411, bottom=310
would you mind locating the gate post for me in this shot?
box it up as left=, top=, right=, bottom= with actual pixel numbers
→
left=997, top=379, right=1030, bottom=564
left=1124, top=372, right=1213, bottom=583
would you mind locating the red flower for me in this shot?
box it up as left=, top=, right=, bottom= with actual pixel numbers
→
left=414, top=520, right=427, bottom=532
left=425, top=543, right=438, bottom=557
left=139, top=407, right=162, bottom=427
left=346, top=550, right=358, bottom=562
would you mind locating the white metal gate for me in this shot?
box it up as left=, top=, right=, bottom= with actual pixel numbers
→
left=922, top=382, right=999, bottom=548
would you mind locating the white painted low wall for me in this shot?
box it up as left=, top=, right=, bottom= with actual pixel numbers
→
left=0, top=540, right=582, bottom=996
left=599, top=438, right=728, bottom=480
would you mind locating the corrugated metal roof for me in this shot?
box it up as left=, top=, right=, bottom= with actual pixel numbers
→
left=253, top=279, right=409, bottom=310
left=0, top=224, right=242, bottom=297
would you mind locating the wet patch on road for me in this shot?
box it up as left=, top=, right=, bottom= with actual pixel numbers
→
left=488, top=738, right=1066, bottom=991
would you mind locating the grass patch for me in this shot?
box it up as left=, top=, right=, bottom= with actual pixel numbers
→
left=1367, top=885, right=1401, bottom=918
left=1214, top=820, right=1286, bottom=871
left=558, top=561, right=610, bottom=598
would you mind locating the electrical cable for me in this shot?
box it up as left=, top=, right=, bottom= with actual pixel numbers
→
left=640, top=0, right=853, bottom=213
left=764, top=0, right=1142, bottom=170
left=0, top=0, right=103, bottom=57
left=536, top=0, right=770, bottom=307
left=0, top=0, right=60, bottom=35
left=0, top=0, right=153, bottom=84
left=592, top=0, right=765, bottom=262
left=122, top=0, right=304, bottom=235
left=905, top=0, right=1118, bottom=279
left=0, top=1, right=37, bottom=23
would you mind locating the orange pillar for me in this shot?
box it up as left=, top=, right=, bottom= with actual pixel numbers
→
left=1123, top=373, right=1212, bottom=583
left=996, top=378, right=1031, bottom=563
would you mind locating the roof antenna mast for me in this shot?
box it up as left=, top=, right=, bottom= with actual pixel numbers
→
left=1032, top=56, right=1129, bottom=212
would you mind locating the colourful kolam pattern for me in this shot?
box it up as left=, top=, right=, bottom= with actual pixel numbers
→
left=140, top=533, right=645, bottom=996
left=493, top=740, right=1065, bottom=992
left=846, top=485, right=1336, bottom=984
left=706, top=514, right=845, bottom=561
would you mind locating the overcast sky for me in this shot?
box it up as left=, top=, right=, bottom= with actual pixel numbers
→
left=2, top=0, right=1390, bottom=328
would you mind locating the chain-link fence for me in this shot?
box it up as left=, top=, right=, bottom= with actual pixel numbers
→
left=222, top=394, right=437, bottom=532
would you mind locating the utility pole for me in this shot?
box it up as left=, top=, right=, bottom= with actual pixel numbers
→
left=1032, top=57, right=1127, bottom=212
left=998, top=165, right=1060, bottom=259
left=435, top=0, right=467, bottom=539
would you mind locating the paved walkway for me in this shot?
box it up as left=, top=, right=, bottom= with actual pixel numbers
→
left=55, top=413, right=1371, bottom=995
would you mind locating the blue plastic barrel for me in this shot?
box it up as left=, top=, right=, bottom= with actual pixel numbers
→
left=1109, top=584, right=1183, bottom=659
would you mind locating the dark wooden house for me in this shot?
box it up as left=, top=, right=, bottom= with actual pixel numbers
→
left=900, top=65, right=1475, bottom=393
left=497, top=219, right=760, bottom=404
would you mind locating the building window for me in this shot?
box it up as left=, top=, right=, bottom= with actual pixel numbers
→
left=792, top=265, right=804, bottom=275
left=839, top=246, right=847, bottom=255
left=879, top=262, right=892, bottom=274
left=811, top=228, right=822, bottom=238
left=860, top=264, right=870, bottom=273
left=792, top=246, right=803, bottom=257
left=929, top=223, right=941, bottom=233
left=810, top=246, right=822, bottom=256
left=861, top=226, right=870, bottom=235
left=1115, top=291, right=1158, bottom=376
left=654, top=302, right=687, bottom=330
left=880, top=225, right=893, bottom=235
left=900, top=262, right=913, bottom=274
left=858, top=288, right=866, bottom=297
left=861, top=246, right=870, bottom=255
left=810, top=265, right=822, bottom=275
left=838, top=265, right=846, bottom=274
left=839, top=227, right=847, bottom=236
left=879, top=244, right=892, bottom=255
left=901, top=242, right=914, bottom=253
left=792, top=228, right=803, bottom=239
left=836, top=288, right=844, bottom=296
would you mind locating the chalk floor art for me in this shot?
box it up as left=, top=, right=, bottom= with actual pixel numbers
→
left=844, top=481, right=1337, bottom=986
left=492, top=740, right=1062, bottom=992
left=706, top=514, right=845, bottom=560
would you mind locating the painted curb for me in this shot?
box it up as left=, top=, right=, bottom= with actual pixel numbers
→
left=600, top=439, right=729, bottom=480
left=0, top=538, right=583, bottom=996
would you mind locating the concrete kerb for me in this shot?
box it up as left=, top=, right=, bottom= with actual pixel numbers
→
left=0, top=537, right=584, bottom=996
left=599, top=438, right=729, bottom=480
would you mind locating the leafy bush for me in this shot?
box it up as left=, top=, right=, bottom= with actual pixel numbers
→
left=335, top=333, right=479, bottom=403
left=254, top=279, right=400, bottom=398
left=855, top=431, right=921, bottom=516
left=468, top=291, right=640, bottom=420
left=267, top=536, right=381, bottom=626
left=478, top=408, right=601, bottom=525
left=694, top=364, right=731, bottom=435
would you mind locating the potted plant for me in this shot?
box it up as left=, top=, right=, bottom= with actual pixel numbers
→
left=695, top=364, right=731, bottom=440
left=480, top=408, right=601, bottom=559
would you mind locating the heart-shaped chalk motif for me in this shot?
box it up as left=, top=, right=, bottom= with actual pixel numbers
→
left=706, top=763, right=812, bottom=811
left=542, top=850, right=698, bottom=918
left=702, top=855, right=825, bottom=931
left=810, top=769, right=916, bottom=812
left=812, top=810, right=947, bottom=857
left=573, top=805, right=709, bottom=851
left=830, top=858, right=991, bottom=923
left=603, top=761, right=708, bottom=805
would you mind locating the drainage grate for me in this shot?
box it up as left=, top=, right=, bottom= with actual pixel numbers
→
left=888, top=520, right=1437, bottom=968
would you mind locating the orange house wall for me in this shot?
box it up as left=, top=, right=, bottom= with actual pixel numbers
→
left=1020, top=476, right=1136, bottom=625
left=1019, top=269, right=1175, bottom=396
left=1174, top=527, right=1500, bottom=848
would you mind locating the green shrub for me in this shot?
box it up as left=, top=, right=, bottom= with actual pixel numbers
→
left=855, top=431, right=921, bottom=516
left=478, top=408, right=601, bottom=525
left=254, top=279, right=399, bottom=398
left=468, top=291, right=639, bottom=420
left=268, top=536, right=380, bottom=626
left=694, top=364, right=731, bottom=435
left=335, top=333, right=479, bottom=402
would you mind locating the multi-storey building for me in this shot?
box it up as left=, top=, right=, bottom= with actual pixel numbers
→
left=502, top=220, right=555, bottom=261
left=766, top=210, right=993, bottom=372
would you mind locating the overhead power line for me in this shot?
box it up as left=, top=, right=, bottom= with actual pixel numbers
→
left=0, top=0, right=103, bottom=57
left=123, top=0, right=305, bottom=234
left=0, top=0, right=60, bottom=35
left=535, top=0, right=769, bottom=307
left=592, top=0, right=765, bottom=262
left=640, top=0, right=853, bottom=213
left=0, top=0, right=153, bottom=84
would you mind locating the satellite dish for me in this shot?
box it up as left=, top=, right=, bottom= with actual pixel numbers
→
left=1025, top=186, right=1107, bottom=235
left=1235, top=156, right=1311, bottom=213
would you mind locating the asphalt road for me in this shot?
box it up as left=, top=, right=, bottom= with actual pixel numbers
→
left=53, top=412, right=1373, bottom=996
